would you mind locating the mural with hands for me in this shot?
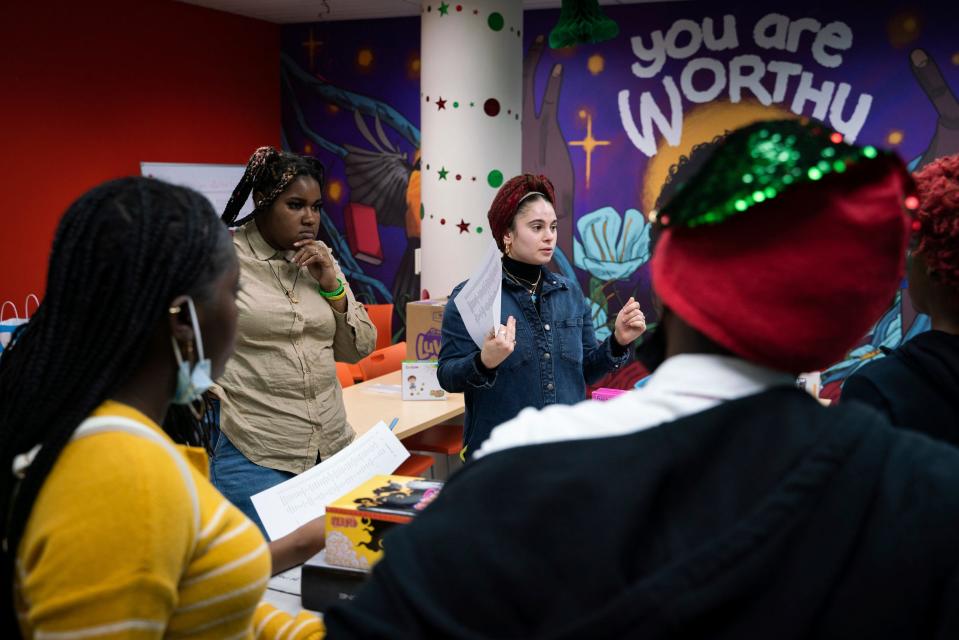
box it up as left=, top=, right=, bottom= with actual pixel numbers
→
left=281, top=1, right=959, bottom=389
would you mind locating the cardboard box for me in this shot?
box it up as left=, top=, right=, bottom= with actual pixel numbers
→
left=301, top=549, right=368, bottom=612
left=325, top=475, right=443, bottom=570
left=401, top=361, right=447, bottom=401
left=405, top=299, right=446, bottom=361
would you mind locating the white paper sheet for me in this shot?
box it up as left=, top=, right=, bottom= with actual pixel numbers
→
left=268, top=566, right=303, bottom=597
left=252, top=422, right=410, bottom=541
left=362, top=383, right=402, bottom=396
left=454, top=241, right=502, bottom=349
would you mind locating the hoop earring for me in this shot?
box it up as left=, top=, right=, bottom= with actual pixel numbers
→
left=504, top=243, right=512, bottom=257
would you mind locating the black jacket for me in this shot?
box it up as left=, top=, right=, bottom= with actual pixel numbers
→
left=843, top=330, right=959, bottom=447
left=325, top=388, right=959, bottom=639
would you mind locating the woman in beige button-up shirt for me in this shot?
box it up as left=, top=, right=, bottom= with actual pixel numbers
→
left=212, top=147, right=376, bottom=533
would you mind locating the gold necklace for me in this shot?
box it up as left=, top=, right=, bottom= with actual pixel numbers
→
left=503, top=267, right=542, bottom=301
left=268, top=262, right=300, bottom=304
left=248, top=229, right=301, bottom=305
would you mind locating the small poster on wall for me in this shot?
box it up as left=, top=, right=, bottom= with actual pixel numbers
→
left=140, top=162, right=251, bottom=221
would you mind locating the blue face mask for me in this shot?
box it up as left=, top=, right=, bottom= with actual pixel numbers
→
left=171, top=296, right=214, bottom=405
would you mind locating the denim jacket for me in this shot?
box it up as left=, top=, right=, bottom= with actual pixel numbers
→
left=438, top=269, right=629, bottom=456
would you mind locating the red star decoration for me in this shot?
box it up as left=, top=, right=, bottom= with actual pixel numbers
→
left=436, top=97, right=447, bottom=110
left=456, top=219, right=470, bottom=234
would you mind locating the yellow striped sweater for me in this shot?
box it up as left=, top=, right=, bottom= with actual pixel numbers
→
left=15, top=400, right=326, bottom=639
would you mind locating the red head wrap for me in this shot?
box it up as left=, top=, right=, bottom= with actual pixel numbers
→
left=487, top=174, right=556, bottom=251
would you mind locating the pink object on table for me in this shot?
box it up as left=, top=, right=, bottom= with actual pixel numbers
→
left=591, top=387, right=626, bottom=401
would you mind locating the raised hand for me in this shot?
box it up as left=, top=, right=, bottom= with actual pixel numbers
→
left=909, top=48, right=959, bottom=169
left=614, top=297, right=646, bottom=346
left=480, top=315, right=517, bottom=369
left=293, top=240, right=339, bottom=292
left=523, top=35, right=576, bottom=261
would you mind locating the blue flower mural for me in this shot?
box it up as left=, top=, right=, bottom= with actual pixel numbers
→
left=573, top=207, right=651, bottom=281
left=587, top=297, right=611, bottom=341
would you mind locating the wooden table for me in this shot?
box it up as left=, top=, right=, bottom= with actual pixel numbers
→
left=263, top=372, right=464, bottom=613
left=342, top=370, right=464, bottom=440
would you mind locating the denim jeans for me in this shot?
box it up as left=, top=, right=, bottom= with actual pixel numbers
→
left=209, top=427, right=294, bottom=538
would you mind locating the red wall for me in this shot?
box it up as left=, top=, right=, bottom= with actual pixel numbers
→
left=0, top=0, right=280, bottom=307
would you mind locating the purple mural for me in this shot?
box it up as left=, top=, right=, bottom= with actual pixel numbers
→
left=281, top=1, right=959, bottom=391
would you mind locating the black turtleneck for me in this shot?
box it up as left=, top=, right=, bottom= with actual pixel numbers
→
left=502, top=255, right=543, bottom=285
left=502, top=256, right=545, bottom=310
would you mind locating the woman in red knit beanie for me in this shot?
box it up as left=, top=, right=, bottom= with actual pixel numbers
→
left=437, top=173, right=647, bottom=458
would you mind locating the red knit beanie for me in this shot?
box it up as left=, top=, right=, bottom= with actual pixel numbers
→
left=487, top=174, right=556, bottom=251
left=651, top=120, right=915, bottom=373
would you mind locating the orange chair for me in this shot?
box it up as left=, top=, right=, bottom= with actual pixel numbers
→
left=364, top=303, right=394, bottom=350
left=335, top=362, right=355, bottom=388
left=395, top=453, right=434, bottom=477
left=401, top=423, right=463, bottom=456
left=357, top=341, right=407, bottom=381
left=347, top=363, right=364, bottom=383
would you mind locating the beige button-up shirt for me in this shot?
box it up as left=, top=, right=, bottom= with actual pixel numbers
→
left=215, top=222, right=376, bottom=474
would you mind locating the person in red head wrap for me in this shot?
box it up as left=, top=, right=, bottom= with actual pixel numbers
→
left=325, top=121, right=959, bottom=638
left=437, top=173, right=647, bottom=458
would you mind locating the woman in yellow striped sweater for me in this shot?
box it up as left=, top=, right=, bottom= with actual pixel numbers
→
left=0, top=178, right=327, bottom=638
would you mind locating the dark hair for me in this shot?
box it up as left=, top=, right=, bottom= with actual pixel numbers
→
left=650, top=132, right=729, bottom=252
left=222, top=146, right=326, bottom=227
left=511, top=194, right=553, bottom=228
left=0, top=177, right=233, bottom=632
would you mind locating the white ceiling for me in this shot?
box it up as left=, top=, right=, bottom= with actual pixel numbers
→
left=176, top=0, right=666, bottom=24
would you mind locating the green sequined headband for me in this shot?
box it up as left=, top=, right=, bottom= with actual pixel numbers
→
left=650, top=119, right=900, bottom=229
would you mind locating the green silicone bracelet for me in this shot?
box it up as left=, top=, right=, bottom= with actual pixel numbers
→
left=319, top=279, right=345, bottom=298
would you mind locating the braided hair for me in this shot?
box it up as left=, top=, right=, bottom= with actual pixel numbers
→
left=0, top=177, right=233, bottom=633
left=222, top=146, right=326, bottom=227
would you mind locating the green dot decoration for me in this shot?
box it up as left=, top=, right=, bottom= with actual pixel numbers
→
left=420, top=203, right=425, bottom=220
left=488, top=12, right=504, bottom=31
left=487, top=170, right=504, bottom=188
left=476, top=226, right=484, bottom=234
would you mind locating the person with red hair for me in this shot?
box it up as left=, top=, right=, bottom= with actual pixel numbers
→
left=437, top=174, right=647, bottom=458
left=843, top=153, right=959, bottom=446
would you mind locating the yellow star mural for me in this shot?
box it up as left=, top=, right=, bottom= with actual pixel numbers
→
left=302, top=29, right=322, bottom=70
left=570, top=110, right=611, bottom=189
